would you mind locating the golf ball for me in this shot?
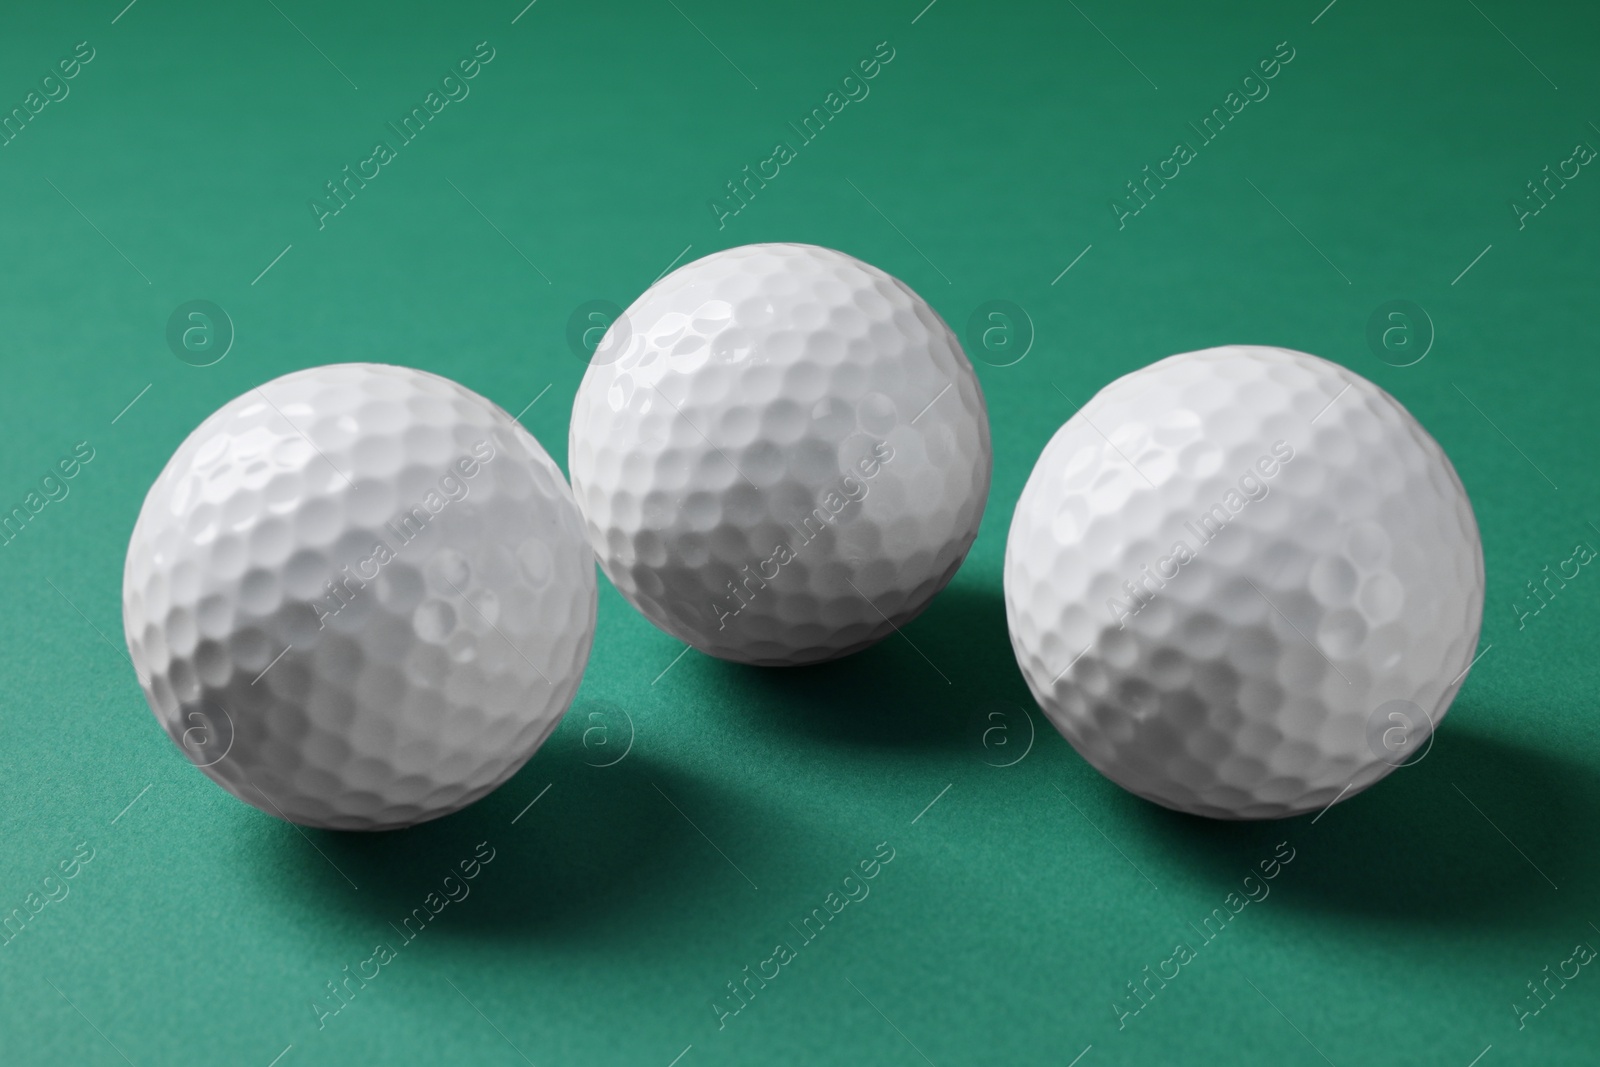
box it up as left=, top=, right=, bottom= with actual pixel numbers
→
left=1004, top=345, right=1484, bottom=819
left=569, top=243, right=991, bottom=666
left=123, top=364, right=596, bottom=830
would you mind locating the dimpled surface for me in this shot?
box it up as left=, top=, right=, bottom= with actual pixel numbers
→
left=123, top=364, right=596, bottom=830
left=570, top=243, right=991, bottom=666
left=1004, top=346, right=1484, bottom=819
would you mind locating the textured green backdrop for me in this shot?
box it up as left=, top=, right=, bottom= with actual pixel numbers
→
left=2, top=0, right=1597, bottom=1064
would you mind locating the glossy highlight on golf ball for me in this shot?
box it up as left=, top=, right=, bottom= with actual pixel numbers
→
left=1004, top=345, right=1484, bottom=819
left=123, top=363, right=596, bottom=830
left=570, top=243, right=992, bottom=666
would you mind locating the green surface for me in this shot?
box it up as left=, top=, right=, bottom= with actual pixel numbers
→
left=2, top=0, right=1598, bottom=1063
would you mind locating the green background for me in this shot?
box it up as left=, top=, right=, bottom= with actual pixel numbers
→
left=2, top=0, right=1597, bottom=1063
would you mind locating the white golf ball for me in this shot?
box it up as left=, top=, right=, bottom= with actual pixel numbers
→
left=123, top=364, right=596, bottom=830
left=1004, top=346, right=1484, bottom=819
left=569, top=243, right=992, bottom=666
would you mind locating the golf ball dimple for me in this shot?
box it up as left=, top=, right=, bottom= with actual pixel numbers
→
left=1004, top=345, right=1484, bottom=819
left=124, top=364, right=597, bottom=830
left=570, top=243, right=992, bottom=666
